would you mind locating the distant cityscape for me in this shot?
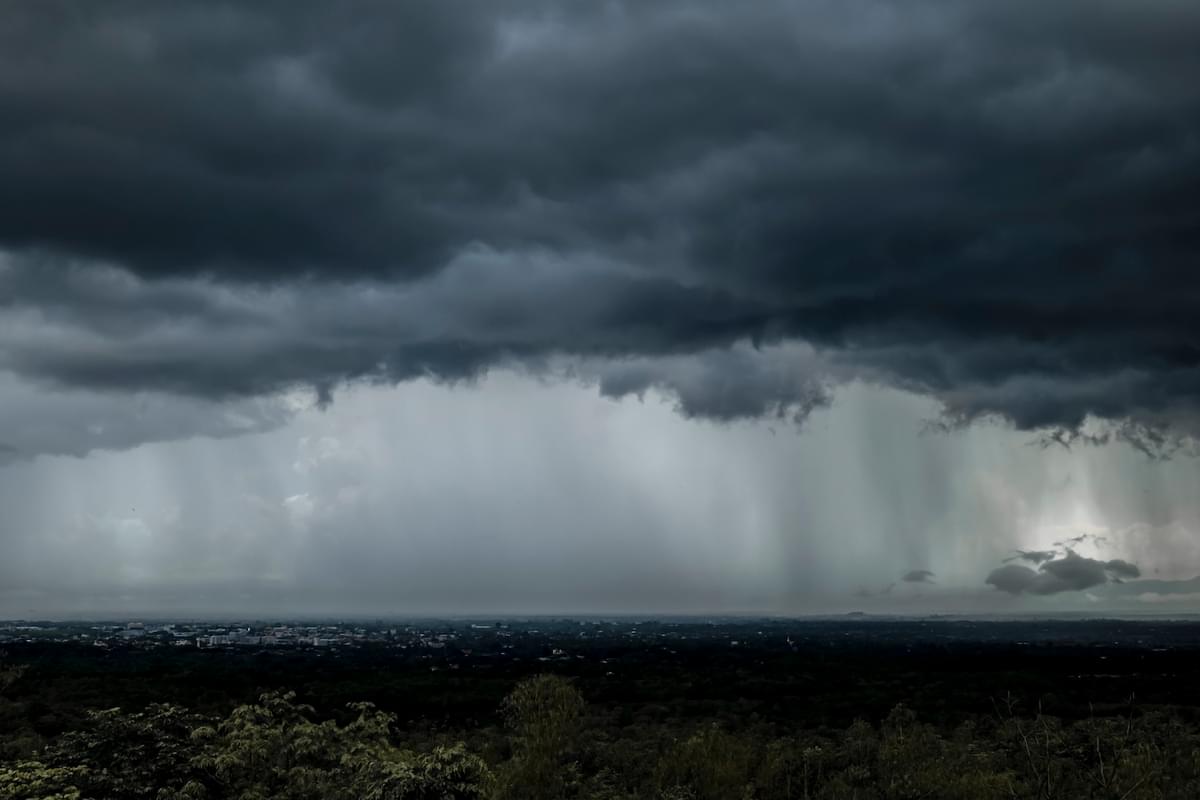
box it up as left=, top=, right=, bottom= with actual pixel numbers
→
left=6, top=616, right=1200, bottom=663
left=4, top=619, right=557, bottom=655
left=2, top=618, right=761, bottom=668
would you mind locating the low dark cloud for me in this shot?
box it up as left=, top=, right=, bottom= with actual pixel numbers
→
left=2, top=1, right=1200, bottom=454
left=902, top=569, right=936, bottom=584
left=986, top=550, right=1142, bottom=595
left=591, top=346, right=831, bottom=424
left=0, top=372, right=293, bottom=462
left=985, top=564, right=1041, bottom=595
left=1105, top=559, right=1141, bottom=580
left=1036, top=552, right=1113, bottom=594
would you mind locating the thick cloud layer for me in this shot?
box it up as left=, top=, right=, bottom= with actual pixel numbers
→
left=986, top=550, right=1142, bottom=595
left=2, top=0, right=1200, bottom=455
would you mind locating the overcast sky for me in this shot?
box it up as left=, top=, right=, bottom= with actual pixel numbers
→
left=2, top=1, right=1199, bottom=617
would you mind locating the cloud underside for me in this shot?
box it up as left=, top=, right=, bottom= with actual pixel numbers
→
left=986, top=551, right=1141, bottom=595
left=3, top=0, right=1200, bottom=455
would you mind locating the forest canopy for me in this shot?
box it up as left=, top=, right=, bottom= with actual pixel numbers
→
left=4, top=663, right=1199, bottom=800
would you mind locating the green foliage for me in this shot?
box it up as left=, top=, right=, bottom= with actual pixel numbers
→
left=494, top=674, right=586, bottom=800
left=0, top=663, right=26, bottom=698
left=47, top=703, right=204, bottom=799
left=10, top=673, right=1200, bottom=800
left=501, top=674, right=586, bottom=751
left=0, top=761, right=84, bottom=800
left=188, top=691, right=489, bottom=800
left=654, top=724, right=754, bottom=800
left=0, top=658, right=40, bottom=761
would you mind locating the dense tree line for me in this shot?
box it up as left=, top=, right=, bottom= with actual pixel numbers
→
left=5, top=655, right=1200, bottom=800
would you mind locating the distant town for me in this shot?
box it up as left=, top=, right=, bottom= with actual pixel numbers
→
left=6, top=615, right=1200, bottom=663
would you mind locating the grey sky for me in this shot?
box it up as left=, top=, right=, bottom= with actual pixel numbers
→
left=1, top=1, right=1199, bottom=616
left=3, top=376, right=1199, bottom=617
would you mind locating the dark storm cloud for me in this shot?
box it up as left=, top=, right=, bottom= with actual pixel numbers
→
left=984, top=564, right=1040, bottom=595
left=1105, top=559, right=1141, bottom=580
left=591, top=345, right=831, bottom=424
left=902, top=569, right=936, bottom=584
left=0, top=254, right=772, bottom=402
left=0, top=372, right=292, bottom=462
left=985, top=550, right=1142, bottom=595
left=1036, top=552, right=1113, bottom=594
left=3, top=0, right=1200, bottom=450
